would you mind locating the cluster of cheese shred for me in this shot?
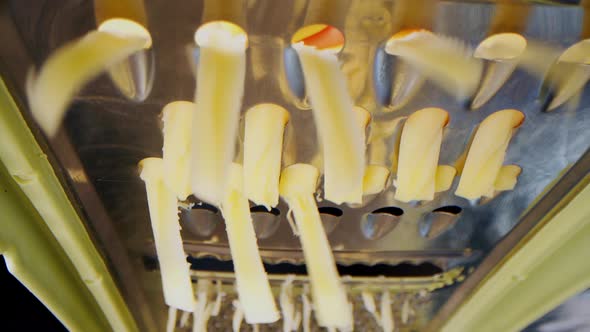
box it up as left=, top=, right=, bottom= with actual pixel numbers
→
left=25, top=15, right=530, bottom=330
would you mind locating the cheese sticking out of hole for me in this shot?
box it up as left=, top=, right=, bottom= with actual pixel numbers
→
left=220, top=163, right=279, bottom=324
left=363, top=165, right=390, bottom=196
left=353, top=106, right=371, bottom=137
left=179, top=310, right=191, bottom=328
left=395, top=108, right=449, bottom=202
left=193, top=280, right=212, bottom=332
left=302, top=286, right=312, bottom=332
left=27, top=22, right=150, bottom=136
left=293, top=43, right=366, bottom=205
left=191, top=21, right=247, bottom=205
left=162, top=101, right=195, bottom=200
left=139, top=157, right=195, bottom=311
left=166, top=307, right=177, bottom=332
left=455, top=109, right=524, bottom=199
left=474, top=33, right=527, bottom=61
left=243, top=103, right=290, bottom=209
left=280, top=275, right=299, bottom=332
left=385, top=29, right=482, bottom=101
left=279, top=164, right=352, bottom=329
left=362, top=291, right=380, bottom=322
left=232, top=300, right=244, bottom=332
left=380, top=291, right=394, bottom=332
left=494, top=165, right=522, bottom=191
left=435, top=165, right=457, bottom=193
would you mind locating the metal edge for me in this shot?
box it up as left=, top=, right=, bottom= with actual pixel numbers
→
left=425, top=148, right=590, bottom=332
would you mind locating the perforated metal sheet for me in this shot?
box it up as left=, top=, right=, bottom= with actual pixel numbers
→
left=1, top=1, right=589, bottom=331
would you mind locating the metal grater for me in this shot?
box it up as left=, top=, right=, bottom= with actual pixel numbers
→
left=1, top=0, right=589, bottom=331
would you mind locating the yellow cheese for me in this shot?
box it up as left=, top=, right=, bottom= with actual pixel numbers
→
left=243, top=104, right=290, bottom=209
left=161, top=101, right=194, bottom=200
left=385, top=30, right=483, bottom=101
left=221, top=163, right=279, bottom=324
left=293, top=43, right=365, bottom=205
left=139, top=158, right=195, bottom=312
left=363, top=165, right=390, bottom=196
left=494, top=164, right=522, bottom=192
left=395, top=108, right=449, bottom=202
left=279, top=164, right=352, bottom=329
left=435, top=165, right=457, bottom=193
left=191, top=21, right=247, bottom=205
left=27, top=23, right=149, bottom=136
left=456, top=109, right=524, bottom=199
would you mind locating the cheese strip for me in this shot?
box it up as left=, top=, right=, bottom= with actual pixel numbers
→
left=293, top=43, right=365, bottom=205
left=191, top=22, right=247, bottom=205
left=385, top=30, right=483, bottom=101
left=220, top=163, right=279, bottom=324
left=243, top=104, right=290, bottom=209
left=545, top=40, right=590, bottom=110
left=363, top=165, right=390, bottom=196
left=380, top=291, right=394, bottom=332
left=279, top=164, right=352, bottom=329
left=494, top=165, right=522, bottom=192
left=435, top=165, right=457, bottom=193
left=395, top=108, right=449, bottom=202
left=139, top=158, right=195, bottom=312
left=27, top=23, right=150, bottom=136
left=471, top=33, right=527, bottom=109
left=162, top=101, right=194, bottom=200
left=353, top=106, right=371, bottom=136
left=456, top=110, right=524, bottom=199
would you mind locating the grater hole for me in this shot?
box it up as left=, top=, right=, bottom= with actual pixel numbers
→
left=250, top=206, right=281, bottom=239
left=181, top=202, right=220, bottom=237
left=176, top=256, right=445, bottom=277
left=372, top=206, right=404, bottom=216
left=250, top=205, right=280, bottom=216
left=318, top=206, right=343, bottom=217
left=193, top=202, right=219, bottom=214
left=420, top=206, right=463, bottom=240
left=362, top=207, right=403, bottom=240
left=432, top=205, right=462, bottom=215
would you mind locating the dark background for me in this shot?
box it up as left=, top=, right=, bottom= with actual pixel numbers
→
left=0, top=255, right=66, bottom=331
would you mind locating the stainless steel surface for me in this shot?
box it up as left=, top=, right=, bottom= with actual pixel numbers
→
left=1, top=0, right=589, bottom=331
left=427, top=149, right=590, bottom=332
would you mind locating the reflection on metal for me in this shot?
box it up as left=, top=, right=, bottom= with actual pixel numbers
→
left=542, top=39, right=590, bottom=111
left=361, top=207, right=403, bottom=240
left=318, top=206, right=343, bottom=235
left=488, top=1, right=531, bottom=35
left=543, top=63, right=590, bottom=111
left=251, top=206, right=281, bottom=239
left=283, top=46, right=309, bottom=108
left=389, top=59, right=425, bottom=111
left=382, top=0, right=436, bottom=111
left=471, top=60, right=517, bottom=109
left=95, top=3, right=154, bottom=101
left=420, top=206, right=463, bottom=239
left=471, top=33, right=527, bottom=109
left=181, top=204, right=219, bottom=237
left=107, top=49, right=154, bottom=101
